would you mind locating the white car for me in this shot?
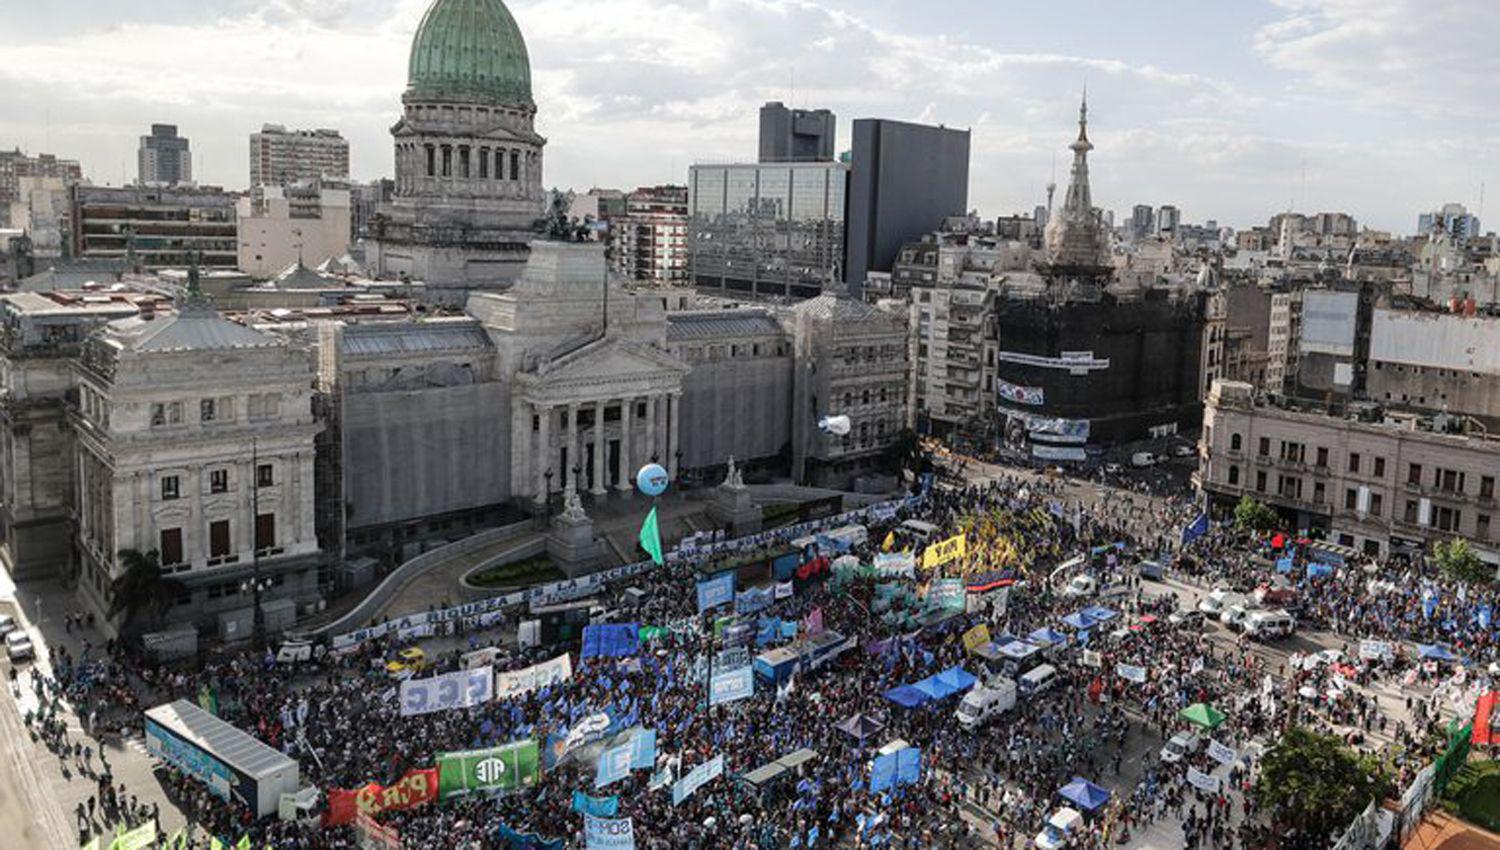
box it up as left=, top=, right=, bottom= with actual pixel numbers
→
left=1172, top=445, right=1196, bottom=458
left=1103, top=462, right=1124, bottom=475
left=1221, top=602, right=1258, bottom=631
left=1034, top=807, right=1084, bottom=849
left=1160, top=731, right=1201, bottom=764
left=1198, top=588, right=1242, bottom=616
left=5, top=630, right=34, bottom=663
left=0, top=614, right=15, bottom=637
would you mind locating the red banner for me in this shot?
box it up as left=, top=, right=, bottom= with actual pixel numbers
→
left=323, top=767, right=438, bottom=827
left=1474, top=691, right=1498, bottom=746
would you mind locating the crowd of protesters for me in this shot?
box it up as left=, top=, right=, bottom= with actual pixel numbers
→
left=11, top=456, right=1487, bottom=850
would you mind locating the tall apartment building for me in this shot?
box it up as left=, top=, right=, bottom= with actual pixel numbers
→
left=1157, top=204, right=1181, bottom=235
left=0, top=150, right=82, bottom=210
left=1199, top=380, right=1500, bottom=564
left=687, top=160, right=848, bottom=300
left=844, top=118, right=971, bottom=294
left=1130, top=204, right=1154, bottom=239
left=350, top=179, right=395, bottom=242
left=250, top=125, right=350, bottom=187
left=72, top=185, right=238, bottom=270
left=237, top=180, right=352, bottom=278
left=1418, top=203, right=1482, bottom=243
left=1265, top=289, right=1302, bottom=394
left=611, top=185, right=688, bottom=285
left=758, top=102, right=836, bottom=163
left=138, top=124, right=192, bottom=186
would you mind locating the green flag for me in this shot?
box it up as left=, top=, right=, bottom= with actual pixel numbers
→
left=437, top=739, right=540, bottom=799
left=237, top=835, right=251, bottom=850
left=108, top=820, right=156, bottom=850
left=639, top=507, right=663, bottom=566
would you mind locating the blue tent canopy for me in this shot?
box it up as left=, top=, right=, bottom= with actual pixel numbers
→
left=1081, top=606, right=1119, bottom=623
left=883, top=685, right=928, bottom=709
left=998, top=640, right=1040, bottom=659
left=1061, top=612, right=1098, bottom=630
left=934, top=666, right=977, bottom=693
left=1058, top=777, right=1112, bottom=812
left=1028, top=627, right=1068, bottom=647
left=1418, top=644, right=1459, bottom=662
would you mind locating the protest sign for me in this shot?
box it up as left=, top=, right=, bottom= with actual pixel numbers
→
left=437, top=739, right=539, bottom=799
left=921, top=534, right=967, bottom=570
left=1186, top=767, right=1220, bottom=793
left=584, top=816, right=636, bottom=850
left=671, top=755, right=725, bottom=806
left=709, top=667, right=754, bottom=706
left=696, top=572, right=735, bottom=613
left=1207, top=739, right=1237, bottom=766
left=494, top=654, right=573, bottom=701
left=1115, top=663, right=1147, bottom=684
left=324, top=768, right=438, bottom=826
left=962, top=624, right=992, bottom=654
left=399, top=667, right=492, bottom=717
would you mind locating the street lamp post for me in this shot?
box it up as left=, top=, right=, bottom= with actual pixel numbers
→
left=544, top=468, right=554, bottom=519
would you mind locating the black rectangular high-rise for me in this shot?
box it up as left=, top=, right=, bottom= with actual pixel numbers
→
left=845, top=118, right=970, bottom=295
left=758, top=102, right=836, bottom=163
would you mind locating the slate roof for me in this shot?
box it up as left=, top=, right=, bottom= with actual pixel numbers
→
left=666, top=310, right=784, bottom=341
left=341, top=319, right=494, bottom=357
left=107, top=302, right=282, bottom=353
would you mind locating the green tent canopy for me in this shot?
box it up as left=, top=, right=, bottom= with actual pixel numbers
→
left=1179, top=702, right=1226, bottom=730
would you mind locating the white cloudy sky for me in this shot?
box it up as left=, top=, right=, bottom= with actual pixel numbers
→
left=2, top=0, right=1497, bottom=232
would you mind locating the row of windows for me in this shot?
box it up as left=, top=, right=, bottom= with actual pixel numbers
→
left=1223, top=464, right=1492, bottom=539
left=410, top=143, right=524, bottom=181
left=677, top=342, right=788, bottom=362
left=158, top=512, right=277, bottom=568
left=150, top=393, right=281, bottom=428
left=1228, top=432, right=1496, bottom=499
left=159, top=464, right=274, bottom=501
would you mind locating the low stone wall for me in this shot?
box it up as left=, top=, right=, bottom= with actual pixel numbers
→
left=309, top=521, right=532, bottom=636
left=456, top=537, right=549, bottom=601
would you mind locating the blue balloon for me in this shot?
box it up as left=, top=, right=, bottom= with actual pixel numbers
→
left=636, top=463, right=670, bottom=497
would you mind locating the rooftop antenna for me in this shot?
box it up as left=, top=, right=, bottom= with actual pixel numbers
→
left=1479, top=181, right=1486, bottom=222
left=1047, top=153, right=1057, bottom=213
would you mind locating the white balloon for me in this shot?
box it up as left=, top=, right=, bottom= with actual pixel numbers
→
left=817, top=414, right=852, bottom=436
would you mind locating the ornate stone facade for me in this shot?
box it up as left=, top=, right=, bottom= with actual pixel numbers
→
left=365, top=0, right=547, bottom=306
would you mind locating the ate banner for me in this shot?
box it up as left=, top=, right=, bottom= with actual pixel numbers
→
left=437, top=739, right=540, bottom=799
left=323, top=767, right=439, bottom=826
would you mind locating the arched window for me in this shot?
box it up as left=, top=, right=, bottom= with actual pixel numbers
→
left=424, top=144, right=435, bottom=177
left=1228, top=465, right=1240, bottom=486
left=458, top=145, right=470, bottom=178
left=510, top=150, right=520, bottom=180
left=441, top=145, right=452, bottom=177
left=495, top=149, right=504, bottom=180
left=478, top=148, right=489, bottom=179
left=862, top=390, right=871, bottom=405
left=1230, top=433, right=1242, bottom=451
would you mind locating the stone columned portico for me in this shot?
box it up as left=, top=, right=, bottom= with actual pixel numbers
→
left=510, top=337, right=689, bottom=504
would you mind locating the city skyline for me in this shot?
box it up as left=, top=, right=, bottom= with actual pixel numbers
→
left=1, top=0, right=1496, bottom=233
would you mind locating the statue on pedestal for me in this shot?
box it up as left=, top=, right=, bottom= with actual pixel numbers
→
left=723, top=456, right=745, bottom=489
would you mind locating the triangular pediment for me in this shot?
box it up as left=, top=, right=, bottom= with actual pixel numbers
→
left=515, top=337, right=688, bottom=403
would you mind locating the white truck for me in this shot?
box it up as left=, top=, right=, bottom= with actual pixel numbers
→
left=1063, top=575, right=1131, bottom=600
left=956, top=679, right=1018, bottom=729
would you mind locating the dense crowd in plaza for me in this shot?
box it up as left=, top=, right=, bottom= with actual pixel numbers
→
left=13, top=458, right=1496, bottom=850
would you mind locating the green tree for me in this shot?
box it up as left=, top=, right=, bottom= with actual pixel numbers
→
left=1434, top=537, right=1492, bottom=584
left=1255, top=726, right=1393, bottom=849
left=109, top=549, right=188, bottom=636
left=1233, top=495, right=1279, bottom=532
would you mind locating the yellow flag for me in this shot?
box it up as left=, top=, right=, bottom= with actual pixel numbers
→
left=881, top=531, right=895, bottom=552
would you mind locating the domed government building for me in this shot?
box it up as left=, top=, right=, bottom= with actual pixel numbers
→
left=365, top=0, right=548, bottom=304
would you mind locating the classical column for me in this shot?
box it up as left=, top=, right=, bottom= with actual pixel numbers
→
left=590, top=399, right=608, bottom=495
left=668, top=392, right=682, bottom=477
left=533, top=403, right=551, bottom=504
left=566, top=403, right=580, bottom=491
left=644, top=393, right=658, bottom=463
left=615, top=396, right=634, bottom=492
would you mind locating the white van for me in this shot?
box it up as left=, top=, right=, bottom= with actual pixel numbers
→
left=1018, top=664, right=1059, bottom=698
left=1221, top=601, right=1258, bottom=631
left=1198, top=588, right=1242, bottom=616
left=898, top=520, right=940, bottom=545
left=1245, top=609, right=1295, bottom=639
left=956, top=679, right=1018, bottom=729
left=1034, top=807, right=1084, bottom=849
left=1160, top=731, right=1201, bottom=764
left=1131, top=452, right=1157, bottom=468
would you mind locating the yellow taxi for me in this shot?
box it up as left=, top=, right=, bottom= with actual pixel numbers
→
left=385, top=647, right=430, bottom=677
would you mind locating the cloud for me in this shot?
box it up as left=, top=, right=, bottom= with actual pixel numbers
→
left=1253, top=0, right=1500, bottom=118
left=0, top=0, right=1492, bottom=231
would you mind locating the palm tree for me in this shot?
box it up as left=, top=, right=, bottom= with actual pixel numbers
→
left=110, top=549, right=188, bottom=635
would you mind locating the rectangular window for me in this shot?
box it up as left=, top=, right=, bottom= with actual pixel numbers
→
left=1480, top=514, right=1492, bottom=540
left=210, top=469, right=228, bottom=493
left=1405, top=500, right=1419, bottom=523
left=1483, top=476, right=1496, bottom=500
left=478, top=149, right=488, bottom=179
left=1344, top=488, right=1357, bottom=510
left=200, top=398, right=215, bottom=422
left=257, top=463, right=274, bottom=488
left=161, top=475, right=180, bottom=501
left=1255, top=470, right=1267, bottom=492
left=1315, top=446, right=1328, bottom=467
left=255, top=513, right=276, bottom=551
left=1258, top=437, right=1269, bottom=457
left=1313, top=482, right=1325, bottom=505
left=1370, top=493, right=1383, bottom=517
left=209, top=520, right=231, bottom=558
left=1347, top=452, right=1360, bottom=474
left=510, top=150, right=520, bottom=180
left=1408, top=463, right=1422, bottom=485
left=151, top=403, right=166, bottom=427
left=1373, top=457, right=1385, bottom=478
left=160, top=528, right=184, bottom=567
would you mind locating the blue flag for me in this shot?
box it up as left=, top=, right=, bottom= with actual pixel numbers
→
left=571, top=791, right=620, bottom=818
left=1180, top=512, right=1209, bottom=545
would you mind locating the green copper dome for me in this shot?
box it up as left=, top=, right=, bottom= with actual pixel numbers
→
left=407, top=0, right=533, bottom=105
